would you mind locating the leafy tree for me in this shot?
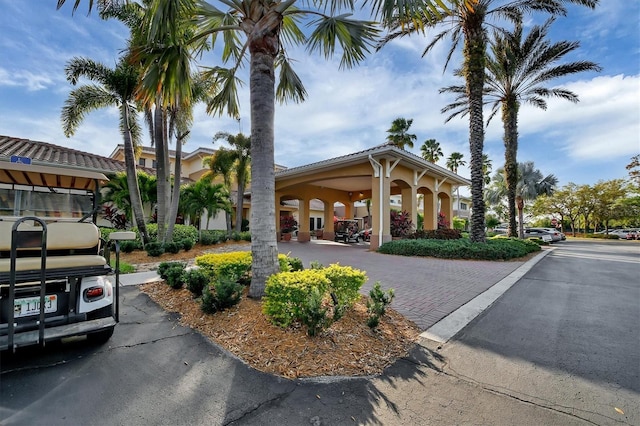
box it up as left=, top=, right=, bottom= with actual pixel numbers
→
left=442, top=18, right=600, bottom=237
left=626, top=154, right=640, bottom=189
left=532, top=183, right=581, bottom=236
left=591, top=179, right=628, bottom=231
left=420, top=138, right=443, bottom=163
left=379, top=0, right=598, bottom=244
left=386, top=117, right=417, bottom=150
left=486, top=161, right=557, bottom=238
left=61, top=56, right=150, bottom=244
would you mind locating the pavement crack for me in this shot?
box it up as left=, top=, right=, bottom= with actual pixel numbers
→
left=223, top=384, right=297, bottom=425
left=442, top=364, right=621, bottom=425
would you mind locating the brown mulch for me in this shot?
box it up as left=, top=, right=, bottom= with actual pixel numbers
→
left=129, top=242, right=421, bottom=379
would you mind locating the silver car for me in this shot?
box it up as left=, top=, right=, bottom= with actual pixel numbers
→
left=524, top=228, right=563, bottom=242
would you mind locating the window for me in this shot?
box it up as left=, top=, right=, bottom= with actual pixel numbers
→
left=152, top=160, right=158, bottom=168
left=460, top=202, right=468, bottom=210
left=316, top=217, right=322, bottom=229
left=138, top=158, right=146, bottom=167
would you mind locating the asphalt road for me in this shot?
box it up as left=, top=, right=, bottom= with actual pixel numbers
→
left=1, top=239, right=638, bottom=425
left=442, top=239, right=640, bottom=425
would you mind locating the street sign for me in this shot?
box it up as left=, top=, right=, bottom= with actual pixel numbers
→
left=10, top=155, right=31, bottom=165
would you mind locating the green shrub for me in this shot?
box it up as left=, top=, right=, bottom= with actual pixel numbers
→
left=136, top=223, right=198, bottom=245
left=278, top=255, right=304, bottom=272
left=184, top=269, right=210, bottom=296
left=200, top=276, right=243, bottom=313
left=198, top=230, right=228, bottom=245
left=230, top=231, right=242, bottom=241
left=164, top=241, right=181, bottom=254
left=300, top=287, right=332, bottom=337
left=378, top=237, right=539, bottom=260
left=366, top=282, right=395, bottom=329
left=408, top=229, right=463, bottom=240
left=263, top=270, right=331, bottom=328
left=109, top=260, right=135, bottom=274
left=99, top=227, right=117, bottom=242
left=166, top=267, right=185, bottom=289
left=119, top=240, right=139, bottom=253
left=157, top=261, right=187, bottom=280
left=240, top=231, right=251, bottom=241
left=323, top=264, right=366, bottom=320
left=584, top=233, right=619, bottom=239
left=195, top=251, right=252, bottom=281
left=309, top=261, right=324, bottom=269
left=181, top=238, right=194, bottom=251
left=145, top=242, right=165, bottom=257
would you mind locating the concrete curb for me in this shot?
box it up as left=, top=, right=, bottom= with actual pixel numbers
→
left=420, top=248, right=554, bottom=343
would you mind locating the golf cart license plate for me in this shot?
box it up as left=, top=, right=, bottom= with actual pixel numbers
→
left=14, top=295, right=57, bottom=318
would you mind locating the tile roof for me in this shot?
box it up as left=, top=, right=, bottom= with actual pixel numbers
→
left=0, top=135, right=153, bottom=175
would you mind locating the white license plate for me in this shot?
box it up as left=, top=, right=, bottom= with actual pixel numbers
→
left=14, top=295, right=58, bottom=318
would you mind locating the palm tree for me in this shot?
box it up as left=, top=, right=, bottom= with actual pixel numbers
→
left=485, top=161, right=558, bottom=238
left=386, top=117, right=417, bottom=149
left=378, top=0, right=599, bottom=243
left=420, top=138, right=444, bottom=163
left=181, top=179, right=231, bottom=237
left=446, top=152, right=466, bottom=173
left=61, top=56, right=150, bottom=244
left=442, top=18, right=600, bottom=237
left=134, top=0, right=380, bottom=298
left=102, top=171, right=157, bottom=224
left=482, top=154, right=492, bottom=185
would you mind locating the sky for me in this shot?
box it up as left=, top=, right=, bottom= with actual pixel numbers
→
left=0, top=1, right=638, bottom=195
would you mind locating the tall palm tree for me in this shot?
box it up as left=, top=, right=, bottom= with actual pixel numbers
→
left=386, top=117, right=417, bottom=149
left=61, top=56, right=150, bottom=244
left=379, top=0, right=599, bottom=243
left=205, top=132, right=252, bottom=234
left=442, top=18, right=600, bottom=237
left=485, top=161, right=558, bottom=237
left=420, top=138, right=444, bottom=163
left=446, top=152, right=466, bottom=173
left=482, top=154, right=492, bottom=185
left=135, top=0, right=379, bottom=298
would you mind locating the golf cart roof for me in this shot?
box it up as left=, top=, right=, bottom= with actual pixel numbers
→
left=0, top=161, right=108, bottom=191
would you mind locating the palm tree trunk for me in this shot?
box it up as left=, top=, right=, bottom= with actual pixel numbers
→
left=166, top=132, right=185, bottom=242
left=503, top=97, right=519, bottom=238
left=122, top=104, right=149, bottom=245
left=235, top=180, right=246, bottom=233
left=463, top=11, right=487, bottom=243
left=247, top=49, right=279, bottom=299
left=154, top=101, right=168, bottom=244
left=517, top=196, right=525, bottom=238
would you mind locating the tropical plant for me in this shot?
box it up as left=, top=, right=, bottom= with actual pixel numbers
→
left=102, top=171, right=157, bottom=225
left=386, top=117, right=417, bottom=149
left=482, top=154, right=492, bottom=185
left=181, top=179, right=231, bottom=237
left=442, top=18, right=600, bottom=237
left=420, top=138, right=443, bottom=163
left=446, top=152, right=466, bottom=173
left=378, top=0, right=599, bottom=244
left=204, top=132, right=251, bottom=234
left=61, top=56, right=150, bottom=244
left=485, top=162, right=558, bottom=238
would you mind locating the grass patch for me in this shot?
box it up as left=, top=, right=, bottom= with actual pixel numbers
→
left=110, top=260, right=136, bottom=274
left=377, top=237, right=540, bottom=260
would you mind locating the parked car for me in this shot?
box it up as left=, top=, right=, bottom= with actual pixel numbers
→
left=612, top=228, right=639, bottom=240
left=540, top=228, right=566, bottom=240
left=523, top=228, right=563, bottom=242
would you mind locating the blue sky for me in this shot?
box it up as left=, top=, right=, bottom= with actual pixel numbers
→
left=0, top=1, right=638, bottom=193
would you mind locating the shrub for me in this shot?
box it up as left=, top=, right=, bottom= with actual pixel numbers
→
left=378, top=237, right=539, bottom=260
left=145, top=242, right=165, bottom=257
left=230, top=231, right=242, bottom=241
left=584, top=233, right=619, bottom=239
left=109, top=260, right=135, bottom=274
left=181, top=238, right=194, bottom=251
left=239, top=231, right=251, bottom=241
left=366, top=282, right=395, bottom=329
left=278, top=255, right=304, bottom=272
left=184, top=269, right=209, bottom=296
left=157, top=261, right=187, bottom=280
left=164, top=241, right=181, bottom=254
left=300, top=287, right=332, bottom=337
left=195, top=251, right=252, bottom=281
left=323, top=264, right=366, bottom=320
left=119, top=240, right=140, bottom=253
left=390, top=210, right=414, bottom=238
left=309, top=261, right=324, bottom=269
left=262, top=270, right=331, bottom=328
left=408, top=229, right=463, bottom=240
left=200, top=276, right=243, bottom=313
left=165, top=267, right=185, bottom=289
left=136, top=223, right=198, bottom=245
left=199, top=230, right=228, bottom=245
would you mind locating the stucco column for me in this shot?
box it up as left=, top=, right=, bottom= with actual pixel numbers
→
left=370, top=161, right=392, bottom=250
left=424, top=192, right=437, bottom=229
left=297, top=198, right=310, bottom=242
left=401, top=186, right=417, bottom=230
left=323, top=200, right=335, bottom=241
left=440, top=195, right=453, bottom=229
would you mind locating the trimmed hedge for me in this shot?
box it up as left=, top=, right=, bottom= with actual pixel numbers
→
left=377, top=237, right=540, bottom=260
left=407, top=229, right=463, bottom=240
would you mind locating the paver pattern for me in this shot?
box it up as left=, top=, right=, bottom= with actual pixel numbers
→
left=280, top=239, right=527, bottom=330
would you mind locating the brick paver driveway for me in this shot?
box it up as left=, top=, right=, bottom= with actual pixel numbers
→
left=279, top=239, right=528, bottom=330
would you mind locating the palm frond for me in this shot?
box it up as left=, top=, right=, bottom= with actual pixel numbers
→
left=203, top=66, right=243, bottom=118
left=275, top=52, right=308, bottom=104
left=61, top=85, right=119, bottom=136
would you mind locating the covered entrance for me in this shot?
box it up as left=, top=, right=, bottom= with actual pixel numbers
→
left=275, top=144, right=470, bottom=249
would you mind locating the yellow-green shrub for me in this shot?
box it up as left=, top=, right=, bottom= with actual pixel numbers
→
left=323, top=264, right=366, bottom=319
left=262, top=270, right=331, bottom=328
left=195, top=251, right=252, bottom=281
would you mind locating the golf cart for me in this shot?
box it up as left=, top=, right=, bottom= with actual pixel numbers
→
left=334, top=219, right=361, bottom=243
left=0, top=161, right=132, bottom=352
